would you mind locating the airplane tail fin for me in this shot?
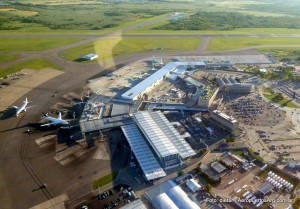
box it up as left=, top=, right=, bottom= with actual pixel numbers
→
left=58, top=112, right=62, bottom=120
left=24, top=98, right=32, bottom=104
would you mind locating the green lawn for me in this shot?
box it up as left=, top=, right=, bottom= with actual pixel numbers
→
left=126, top=27, right=300, bottom=35
left=257, top=48, right=300, bottom=62
left=207, top=37, right=300, bottom=51
left=232, top=150, right=245, bottom=157
left=0, top=38, right=84, bottom=51
left=0, top=58, right=63, bottom=78
left=92, top=171, right=119, bottom=189
left=62, top=37, right=201, bottom=62
left=263, top=86, right=299, bottom=108
left=0, top=54, right=19, bottom=64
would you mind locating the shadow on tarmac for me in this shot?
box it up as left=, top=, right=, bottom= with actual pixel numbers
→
left=0, top=108, right=17, bottom=120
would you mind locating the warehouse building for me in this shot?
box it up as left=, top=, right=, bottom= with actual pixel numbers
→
left=121, top=61, right=206, bottom=100
left=210, top=110, right=239, bottom=131
left=257, top=181, right=274, bottom=196
left=186, top=179, right=202, bottom=193
left=133, top=111, right=196, bottom=168
left=211, top=161, right=227, bottom=174
left=216, top=76, right=253, bottom=93
left=225, top=83, right=253, bottom=93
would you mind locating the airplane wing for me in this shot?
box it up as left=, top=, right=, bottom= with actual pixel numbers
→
left=25, top=105, right=36, bottom=110
left=12, top=106, right=18, bottom=109
left=40, top=122, right=55, bottom=127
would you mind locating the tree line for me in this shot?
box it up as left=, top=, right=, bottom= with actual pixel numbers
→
left=153, top=11, right=300, bottom=31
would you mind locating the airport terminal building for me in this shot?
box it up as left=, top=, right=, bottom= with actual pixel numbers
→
left=121, top=61, right=206, bottom=101
left=132, top=111, right=196, bottom=168
left=210, top=110, right=239, bottom=131
left=216, top=77, right=253, bottom=93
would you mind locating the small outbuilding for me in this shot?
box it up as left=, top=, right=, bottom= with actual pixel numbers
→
left=258, top=182, right=274, bottom=196
left=211, top=161, right=227, bottom=174
left=186, top=179, right=201, bottom=193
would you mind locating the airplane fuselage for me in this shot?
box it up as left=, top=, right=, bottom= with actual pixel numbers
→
left=15, top=100, right=29, bottom=116
left=40, top=113, right=69, bottom=126
left=16, top=104, right=27, bottom=115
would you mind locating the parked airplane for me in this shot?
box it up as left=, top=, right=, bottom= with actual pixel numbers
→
left=12, top=98, right=35, bottom=116
left=40, top=112, right=69, bottom=127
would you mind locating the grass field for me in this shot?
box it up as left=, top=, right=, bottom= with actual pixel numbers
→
left=263, top=86, right=299, bottom=108
left=92, top=171, right=118, bottom=189
left=0, top=38, right=84, bottom=51
left=126, top=27, right=300, bottom=35
left=0, top=13, right=170, bottom=34
left=62, top=37, right=201, bottom=62
left=207, top=37, right=300, bottom=51
left=257, top=48, right=300, bottom=62
left=0, top=3, right=174, bottom=31
left=0, top=54, right=19, bottom=64
left=0, top=58, right=63, bottom=78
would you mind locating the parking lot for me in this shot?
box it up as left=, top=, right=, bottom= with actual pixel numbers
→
left=165, top=112, right=229, bottom=151
left=222, top=92, right=284, bottom=128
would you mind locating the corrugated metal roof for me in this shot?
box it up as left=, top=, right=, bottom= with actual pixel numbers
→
left=120, top=199, right=148, bottom=209
left=258, top=182, right=274, bottom=195
left=134, top=111, right=196, bottom=159
left=134, top=111, right=179, bottom=158
left=121, top=124, right=166, bottom=181
left=152, top=193, right=179, bottom=209
left=145, top=180, right=200, bottom=209
left=152, top=112, right=196, bottom=158
left=166, top=186, right=200, bottom=209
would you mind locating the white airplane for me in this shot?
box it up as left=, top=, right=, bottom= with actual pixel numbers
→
left=12, top=98, right=35, bottom=116
left=40, top=112, right=69, bottom=127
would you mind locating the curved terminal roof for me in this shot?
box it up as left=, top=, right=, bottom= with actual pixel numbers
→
left=166, top=186, right=200, bottom=209
left=222, top=77, right=231, bottom=84
left=134, top=111, right=179, bottom=158
left=151, top=112, right=196, bottom=158
left=134, top=111, right=196, bottom=159
left=121, top=124, right=166, bottom=181
left=228, top=77, right=238, bottom=83
left=152, top=193, right=179, bottom=209
left=216, top=78, right=225, bottom=86
left=145, top=180, right=200, bottom=209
